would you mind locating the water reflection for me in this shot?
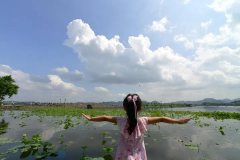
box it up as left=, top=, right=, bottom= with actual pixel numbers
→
left=165, top=106, right=240, bottom=113
left=0, top=119, right=9, bottom=136
left=0, top=110, right=240, bottom=160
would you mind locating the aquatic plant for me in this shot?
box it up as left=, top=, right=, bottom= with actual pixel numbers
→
left=0, top=119, right=9, bottom=136
left=0, top=134, right=58, bottom=159
left=0, top=106, right=240, bottom=159
left=1, top=106, right=239, bottom=121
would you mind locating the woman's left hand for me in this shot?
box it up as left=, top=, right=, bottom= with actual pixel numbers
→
left=82, top=113, right=91, bottom=121
left=178, top=118, right=191, bottom=124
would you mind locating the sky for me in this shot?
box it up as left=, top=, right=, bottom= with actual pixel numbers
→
left=0, top=0, right=240, bottom=103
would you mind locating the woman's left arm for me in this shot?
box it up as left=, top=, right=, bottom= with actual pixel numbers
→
left=82, top=113, right=117, bottom=124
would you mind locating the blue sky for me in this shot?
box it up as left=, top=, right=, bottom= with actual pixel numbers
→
left=1, top=0, right=240, bottom=102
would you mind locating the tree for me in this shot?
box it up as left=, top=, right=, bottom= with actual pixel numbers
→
left=0, top=75, right=19, bottom=101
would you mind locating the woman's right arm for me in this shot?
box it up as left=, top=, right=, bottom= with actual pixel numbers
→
left=147, top=117, right=190, bottom=125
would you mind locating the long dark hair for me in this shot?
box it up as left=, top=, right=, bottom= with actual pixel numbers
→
left=123, top=93, right=142, bottom=135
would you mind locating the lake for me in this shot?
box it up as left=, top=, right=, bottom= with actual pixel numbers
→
left=0, top=106, right=240, bottom=160
left=164, top=106, right=240, bottom=113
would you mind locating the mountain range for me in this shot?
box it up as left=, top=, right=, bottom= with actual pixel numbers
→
left=98, top=98, right=240, bottom=105
left=171, top=98, right=240, bottom=104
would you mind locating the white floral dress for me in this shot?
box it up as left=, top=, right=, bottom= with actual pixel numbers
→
left=115, top=117, right=148, bottom=160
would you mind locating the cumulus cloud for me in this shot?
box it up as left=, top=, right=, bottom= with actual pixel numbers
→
left=193, top=47, right=240, bottom=67
left=118, top=93, right=127, bottom=98
left=95, top=87, right=109, bottom=93
left=199, top=70, right=239, bottom=85
left=0, top=65, right=85, bottom=102
left=53, top=67, right=69, bottom=73
left=201, top=19, right=212, bottom=32
left=64, top=19, right=194, bottom=86
left=63, top=19, right=240, bottom=93
left=62, top=19, right=240, bottom=102
left=196, top=0, right=240, bottom=46
left=3, top=1, right=240, bottom=103
left=195, top=24, right=233, bottom=46
left=135, top=92, right=145, bottom=97
left=207, top=0, right=237, bottom=12
left=48, top=75, right=85, bottom=93
left=53, top=67, right=84, bottom=82
left=149, top=17, right=168, bottom=32
left=192, top=47, right=240, bottom=88
left=174, top=34, right=194, bottom=50
left=218, top=61, right=240, bottom=75
left=29, top=75, right=51, bottom=83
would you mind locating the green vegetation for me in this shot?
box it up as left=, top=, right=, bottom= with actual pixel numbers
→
left=0, top=75, right=19, bottom=102
left=0, top=106, right=239, bottom=159
left=0, top=134, right=57, bottom=159
left=142, top=102, right=195, bottom=109
left=202, top=101, right=240, bottom=106
left=1, top=106, right=239, bottom=121
left=0, top=119, right=9, bottom=136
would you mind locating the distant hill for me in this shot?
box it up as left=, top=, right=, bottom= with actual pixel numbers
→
left=99, top=100, right=160, bottom=106
left=171, top=98, right=240, bottom=104
left=233, top=98, right=240, bottom=101
left=230, top=100, right=240, bottom=104
left=97, top=98, right=240, bottom=106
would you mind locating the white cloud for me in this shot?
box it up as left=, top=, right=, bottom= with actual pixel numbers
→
left=195, top=23, right=240, bottom=45
left=218, top=61, right=240, bottom=74
left=149, top=17, right=168, bottom=32
left=169, top=26, right=177, bottom=33
left=53, top=67, right=84, bottom=82
left=63, top=19, right=240, bottom=94
left=95, top=87, right=109, bottom=93
left=174, top=34, right=194, bottom=50
left=1, top=59, right=240, bottom=102
left=3, top=4, right=240, bottom=103
left=174, top=35, right=187, bottom=42
left=62, top=19, right=240, bottom=102
left=135, top=92, right=145, bottom=97
left=183, top=0, right=191, bottom=4
left=196, top=0, right=240, bottom=46
left=207, top=0, right=237, bottom=12
left=199, top=70, right=240, bottom=85
left=184, top=41, right=194, bottom=50
left=48, top=75, right=85, bottom=93
left=64, top=19, right=194, bottom=85
left=201, top=19, right=212, bottom=32
left=193, top=47, right=240, bottom=67
left=53, top=67, right=69, bottom=73
left=118, top=93, right=127, bottom=97
left=206, top=0, right=240, bottom=27
left=0, top=65, right=85, bottom=102
left=195, top=32, right=229, bottom=46
left=128, top=34, right=151, bottom=55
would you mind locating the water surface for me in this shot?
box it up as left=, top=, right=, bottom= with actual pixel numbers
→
left=0, top=107, right=240, bottom=160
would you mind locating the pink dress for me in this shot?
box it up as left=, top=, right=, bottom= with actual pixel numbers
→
left=115, top=117, right=148, bottom=160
